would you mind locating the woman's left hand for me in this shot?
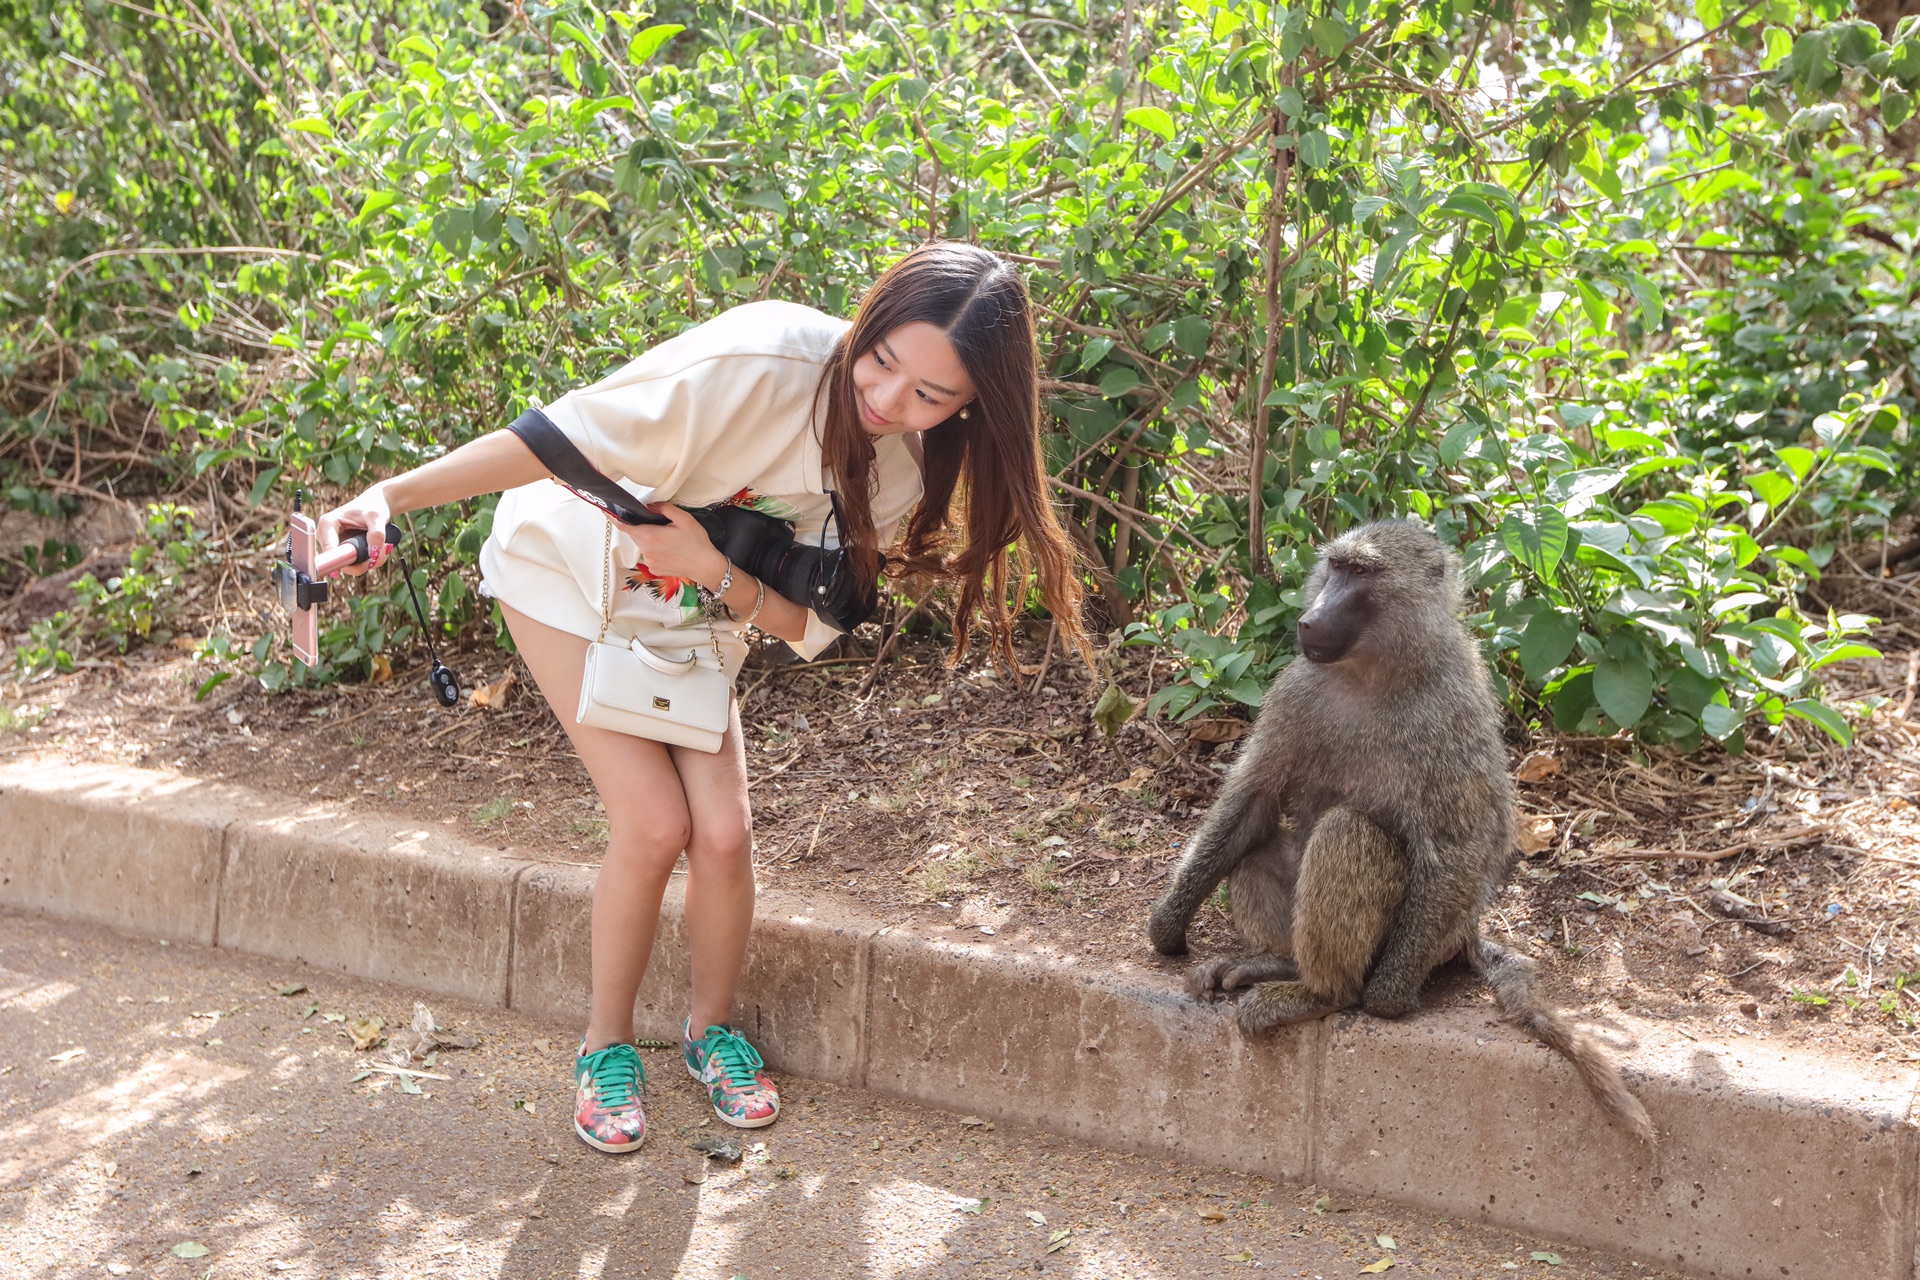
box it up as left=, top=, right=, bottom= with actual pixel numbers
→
left=626, top=504, right=728, bottom=588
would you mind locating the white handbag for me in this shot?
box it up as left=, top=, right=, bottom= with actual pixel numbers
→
left=574, top=523, right=731, bottom=753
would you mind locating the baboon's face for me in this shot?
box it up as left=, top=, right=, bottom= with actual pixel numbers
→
left=1297, top=551, right=1381, bottom=664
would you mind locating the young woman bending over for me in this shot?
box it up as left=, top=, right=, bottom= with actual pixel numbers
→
left=320, top=241, right=1086, bottom=1154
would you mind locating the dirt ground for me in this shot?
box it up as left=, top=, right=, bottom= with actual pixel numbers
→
left=2, top=534, right=1919, bottom=1068
left=0, top=911, right=1684, bottom=1279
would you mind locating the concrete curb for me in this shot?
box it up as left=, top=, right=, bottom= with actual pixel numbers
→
left=0, top=761, right=1909, bottom=1279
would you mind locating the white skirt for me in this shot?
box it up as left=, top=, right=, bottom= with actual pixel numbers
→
left=477, top=479, right=751, bottom=683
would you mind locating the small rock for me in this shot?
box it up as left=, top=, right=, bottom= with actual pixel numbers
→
left=1739, top=1001, right=1760, bottom=1019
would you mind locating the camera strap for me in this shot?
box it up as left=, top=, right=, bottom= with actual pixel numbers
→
left=506, top=408, right=668, bottom=526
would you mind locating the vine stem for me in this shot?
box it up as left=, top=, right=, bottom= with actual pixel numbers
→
left=1246, top=108, right=1289, bottom=581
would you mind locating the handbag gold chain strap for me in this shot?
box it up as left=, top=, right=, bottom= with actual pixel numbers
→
left=599, top=521, right=725, bottom=668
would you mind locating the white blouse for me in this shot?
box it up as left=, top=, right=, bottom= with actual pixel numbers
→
left=478, top=301, right=925, bottom=676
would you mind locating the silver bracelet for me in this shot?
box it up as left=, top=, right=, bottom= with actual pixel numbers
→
left=699, top=557, right=735, bottom=619
left=735, top=577, right=768, bottom=630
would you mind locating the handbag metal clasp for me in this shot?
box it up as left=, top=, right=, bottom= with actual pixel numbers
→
left=652, top=696, right=671, bottom=710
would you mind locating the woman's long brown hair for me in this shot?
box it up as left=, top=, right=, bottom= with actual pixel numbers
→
left=814, top=241, right=1086, bottom=667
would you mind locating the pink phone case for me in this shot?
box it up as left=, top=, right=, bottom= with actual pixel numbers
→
left=288, top=513, right=319, bottom=666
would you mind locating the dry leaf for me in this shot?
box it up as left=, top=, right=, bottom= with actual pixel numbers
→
left=959, top=1115, right=989, bottom=1127
left=1360, top=1258, right=1395, bottom=1273
left=1516, top=752, right=1562, bottom=783
left=531, top=1037, right=555, bottom=1054
left=1376, top=1234, right=1396, bottom=1250
left=1025, top=1210, right=1048, bottom=1227
left=1114, top=766, right=1156, bottom=794
left=682, top=1167, right=707, bottom=1185
left=368, top=654, right=393, bottom=687
left=1186, top=719, right=1252, bottom=745
left=691, top=1135, right=743, bottom=1162
left=1224, top=1254, right=1252, bottom=1264
left=1046, top=1229, right=1073, bottom=1254
left=47, top=1047, right=84, bottom=1063
left=1197, top=1206, right=1228, bottom=1222
left=345, top=1016, right=385, bottom=1051
left=470, top=669, right=516, bottom=710
left=1518, top=815, right=1557, bottom=855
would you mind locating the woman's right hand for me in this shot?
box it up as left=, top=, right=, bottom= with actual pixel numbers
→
left=317, top=484, right=393, bottom=578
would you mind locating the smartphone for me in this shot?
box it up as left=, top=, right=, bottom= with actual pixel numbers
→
left=285, top=512, right=320, bottom=665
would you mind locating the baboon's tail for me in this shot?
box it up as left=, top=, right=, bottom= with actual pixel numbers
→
left=1468, top=936, right=1655, bottom=1144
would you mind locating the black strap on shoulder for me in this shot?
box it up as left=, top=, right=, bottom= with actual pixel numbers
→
left=506, top=407, right=667, bottom=526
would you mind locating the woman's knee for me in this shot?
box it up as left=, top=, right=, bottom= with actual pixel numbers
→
left=686, top=819, right=754, bottom=873
left=605, top=811, right=692, bottom=872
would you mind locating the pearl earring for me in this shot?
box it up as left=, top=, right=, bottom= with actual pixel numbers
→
left=959, top=405, right=972, bottom=420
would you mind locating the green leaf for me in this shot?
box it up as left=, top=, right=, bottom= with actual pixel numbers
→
left=1091, top=681, right=1138, bottom=737
left=1626, top=273, right=1664, bottom=330
left=1500, top=507, right=1568, bottom=580
left=172, top=1242, right=211, bottom=1259
left=628, top=23, right=686, bottom=65
left=1519, top=611, right=1580, bottom=684
left=1699, top=703, right=1743, bottom=741
left=1748, top=471, right=1794, bottom=509
left=1077, top=337, right=1115, bottom=372
left=288, top=117, right=334, bottom=137
left=1885, top=85, right=1914, bottom=129
left=1309, top=14, right=1348, bottom=57
left=1098, top=367, right=1142, bottom=398
left=431, top=208, right=472, bottom=255
left=1297, top=129, right=1332, bottom=169
left=1785, top=699, right=1852, bottom=745
left=1810, top=642, right=1881, bottom=670
left=194, top=672, right=233, bottom=702
left=1594, top=654, right=1653, bottom=728
left=1123, top=107, right=1176, bottom=141
left=1372, top=229, right=1417, bottom=292
left=1171, top=315, right=1211, bottom=357
left=739, top=188, right=789, bottom=217
left=353, top=190, right=398, bottom=225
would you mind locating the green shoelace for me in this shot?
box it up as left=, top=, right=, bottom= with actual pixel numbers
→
left=580, top=1043, right=646, bottom=1108
left=699, top=1026, right=765, bottom=1089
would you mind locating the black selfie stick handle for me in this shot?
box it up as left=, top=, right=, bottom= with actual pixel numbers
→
left=345, top=523, right=404, bottom=565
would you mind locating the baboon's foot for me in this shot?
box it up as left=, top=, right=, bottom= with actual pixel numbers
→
left=1185, top=953, right=1299, bottom=1002
left=1235, top=980, right=1345, bottom=1034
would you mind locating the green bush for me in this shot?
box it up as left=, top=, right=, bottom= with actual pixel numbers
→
left=3, top=0, right=1912, bottom=749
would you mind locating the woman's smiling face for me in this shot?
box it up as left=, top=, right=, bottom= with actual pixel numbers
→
left=850, top=321, right=976, bottom=436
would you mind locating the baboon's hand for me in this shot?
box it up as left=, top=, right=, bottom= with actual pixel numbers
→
left=1147, top=899, right=1190, bottom=956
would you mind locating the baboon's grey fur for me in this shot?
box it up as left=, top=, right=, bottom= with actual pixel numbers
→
left=1148, top=520, right=1653, bottom=1143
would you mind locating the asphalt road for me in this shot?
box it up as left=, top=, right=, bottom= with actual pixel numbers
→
left=0, top=910, right=1679, bottom=1280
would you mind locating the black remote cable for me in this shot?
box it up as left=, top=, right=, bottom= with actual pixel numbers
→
left=395, top=549, right=462, bottom=708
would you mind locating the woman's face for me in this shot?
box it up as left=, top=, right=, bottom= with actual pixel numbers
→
left=851, top=322, right=976, bottom=437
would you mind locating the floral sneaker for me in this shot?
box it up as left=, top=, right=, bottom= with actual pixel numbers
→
left=574, top=1041, right=647, bottom=1154
left=683, top=1021, right=780, bottom=1129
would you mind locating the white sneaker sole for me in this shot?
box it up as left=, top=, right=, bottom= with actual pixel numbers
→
left=574, top=1118, right=646, bottom=1154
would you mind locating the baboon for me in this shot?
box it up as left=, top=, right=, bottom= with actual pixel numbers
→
left=1148, top=520, right=1653, bottom=1143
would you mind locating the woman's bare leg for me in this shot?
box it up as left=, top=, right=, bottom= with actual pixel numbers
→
left=669, top=703, right=754, bottom=1033
left=501, top=604, right=692, bottom=1053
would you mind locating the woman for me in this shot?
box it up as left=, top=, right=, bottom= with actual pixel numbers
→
left=319, top=241, right=1086, bottom=1155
